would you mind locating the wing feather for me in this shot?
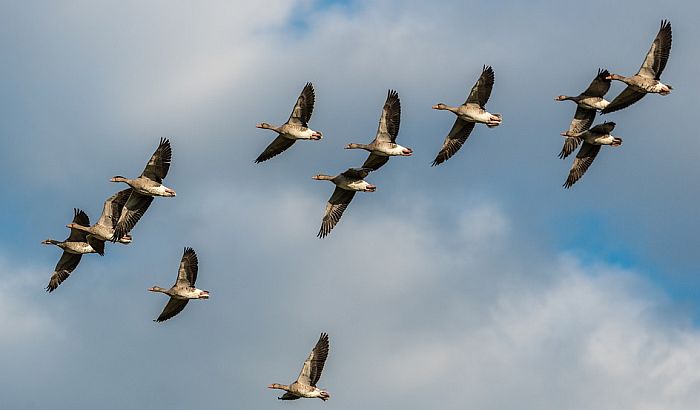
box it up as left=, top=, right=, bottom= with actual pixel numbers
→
left=254, top=136, right=296, bottom=163
left=296, top=333, right=330, bottom=387
left=141, top=138, right=172, bottom=183
left=317, top=188, right=355, bottom=238
left=111, top=192, right=153, bottom=241
left=154, top=298, right=189, bottom=322
left=375, top=89, right=401, bottom=143
left=601, top=87, right=646, bottom=114
left=288, top=82, right=315, bottom=127
left=431, top=119, right=475, bottom=166
left=563, top=143, right=602, bottom=189
left=466, top=65, right=495, bottom=106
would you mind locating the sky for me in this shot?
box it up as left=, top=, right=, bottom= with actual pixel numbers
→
left=1, top=1, right=699, bottom=409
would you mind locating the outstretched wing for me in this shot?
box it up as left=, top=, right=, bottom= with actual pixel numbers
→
left=97, top=189, right=131, bottom=229
left=154, top=298, right=189, bottom=322
left=318, top=188, right=356, bottom=239
left=67, top=208, right=90, bottom=242
left=296, top=333, right=330, bottom=387
left=175, top=247, right=199, bottom=288
left=361, top=153, right=390, bottom=171
left=340, top=167, right=370, bottom=180
left=638, top=20, right=672, bottom=79
left=375, top=89, right=401, bottom=143
left=563, top=142, right=602, bottom=189
left=288, top=82, right=315, bottom=127
left=111, top=192, right=153, bottom=241
left=141, top=138, right=172, bottom=183
left=466, top=65, right=495, bottom=107
left=254, top=136, right=296, bottom=163
left=582, top=69, right=611, bottom=97
left=431, top=119, right=476, bottom=166
left=559, top=136, right=583, bottom=160
left=589, top=121, right=616, bottom=135
left=601, top=87, right=646, bottom=114
left=46, top=252, right=82, bottom=293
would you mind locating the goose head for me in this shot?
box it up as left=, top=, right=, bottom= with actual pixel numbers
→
left=256, top=123, right=273, bottom=129
left=555, top=95, right=571, bottom=101
left=41, top=239, right=59, bottom=245
left=148, top=286, right=168, bottom=293
left=344, top=143, right=365, bottom=150
left=311, top=174, right=334, bottom=181
left=605, top=73, right=624, bottom=81
left=431, top=103, right=448, bottom=110
left=110, top=175, right=128, bottom=183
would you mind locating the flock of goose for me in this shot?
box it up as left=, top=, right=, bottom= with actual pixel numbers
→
left=40, top=19, right=673, bottom=401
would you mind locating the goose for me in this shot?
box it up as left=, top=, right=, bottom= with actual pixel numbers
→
left=67, top=189, right=133, bottom=252
left=431, top=65, right=502, bottom=166
left=556, top=69, right=612, bottom=158
left=110, top=138, right=174, bottom=241
left=561, top=122, right=622, bottom=188
left=313, top=168, right=376, bottom=238
left=268, top=332, right=330, bottom=401
left=602, top=20, right=672, bottom=114
left=148, top=247, right=209, bottom=322
left=42, top=209, right=100, bottom=292
left=344, top=89, right=412, bottom=171
left=255, top=82, right=322, bottom=163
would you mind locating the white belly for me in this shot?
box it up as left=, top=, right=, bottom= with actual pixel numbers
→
left=341, top=180, right=371, bottom=191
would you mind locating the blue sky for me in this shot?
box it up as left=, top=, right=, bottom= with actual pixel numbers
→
left=1, top=1, right=699, bottom=409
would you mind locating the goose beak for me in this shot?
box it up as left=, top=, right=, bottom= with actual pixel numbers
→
left=431, top=104, right=440, bottom=109
left=267, top=384, right=275, bottom=389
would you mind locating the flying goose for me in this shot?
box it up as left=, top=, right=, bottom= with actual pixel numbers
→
left=313, top=168, right=376, bottom=238
left=268, top=332, right=330, bottom=401
left=431, top=65, right=502, bottom=166
left=344, top=89, right=412, bottom=171
left=556, top=69, right=612, bottom=158
left=255, top=82, right=322, bottom=163
left=602, top=20, right=672, bottom=114
left=561, top=122, right=622, bottom=188
left=42, top=209, right=100, bottom=292
left=148, top=247, right=209, bottom=322
left=67, top=189, right=133, bottom=252
left=110, top=138, right=175, bottom=241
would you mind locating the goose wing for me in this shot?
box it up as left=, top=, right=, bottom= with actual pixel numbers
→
left=601, top=87, right=646, bottom=114
left=638, top=20, right=672, bottom=79
left=581, top=69, right=611, bottom=97
left=67, top=208, right=90, bottom=242
left=340, top=167, right=370, bottom=180
left=254, top=136, right=296, bottom=163
left=278, top=393, right=301, bottom=400
left=154, top=298, right=189, bottom=322
left=559, top=107, right=594, bottom=159
left=296, top=333, right=330, bottom=387
left=466, top=65, right=495, bottom=107
left=374, top=89, right=401, bottom=143
left=175, top=247, right=199, bottom=288
left=563, top=142, right=601, bottom=189
left=111, top=192, right=153, bottom=241
left=361, top=153, right=390, bottom=171
left=141, top=138, right=172, bottom=183
left=589, top=121, right=616, bottom=135
left=287, top=82, right=315, bottom=127
left=86, top=235, right=105, bottom=256
left=318, top=187, right=356, bottom=238
left=46, top=252, right=82, bottom=292
left=431, top=118, right=475, bottom=166
left=97, top=189, right=131, bottom=229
